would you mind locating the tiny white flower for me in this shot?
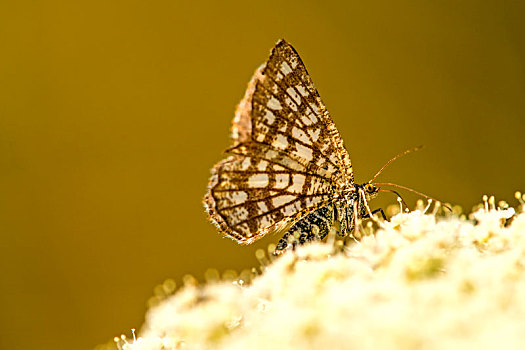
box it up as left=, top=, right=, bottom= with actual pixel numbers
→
left=120, top=199, right=525, bottom=350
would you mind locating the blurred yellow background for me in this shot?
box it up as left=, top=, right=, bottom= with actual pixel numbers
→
left=1, top=1, right=524, bottom=349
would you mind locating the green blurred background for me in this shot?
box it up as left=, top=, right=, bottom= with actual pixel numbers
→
left=1, top=0, right=524, bottom=349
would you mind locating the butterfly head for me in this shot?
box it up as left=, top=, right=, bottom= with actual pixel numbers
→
left=360, top=182, right=380, bottom=201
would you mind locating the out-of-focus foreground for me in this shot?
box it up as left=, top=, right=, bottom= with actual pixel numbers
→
left=117, top=200, right=525, bottom=350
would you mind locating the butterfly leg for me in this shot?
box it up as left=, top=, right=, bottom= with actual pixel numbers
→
left=274, top=205, right=334, bottom=255
left=363, top=208, right=387, bottom=220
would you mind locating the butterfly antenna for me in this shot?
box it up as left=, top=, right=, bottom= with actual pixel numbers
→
left=369, top=145, right=423, bottom=183
left=375, top=182, right=452, bottom=211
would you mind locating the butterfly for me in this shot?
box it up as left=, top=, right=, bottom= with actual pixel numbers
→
left=204, top=39, right=419, bottom=254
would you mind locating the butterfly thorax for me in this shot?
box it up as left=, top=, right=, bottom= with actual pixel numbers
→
left=332, top=182, right=378, bottom=234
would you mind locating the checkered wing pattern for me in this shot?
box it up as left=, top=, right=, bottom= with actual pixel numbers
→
left=204, top=40, right=353, bottom=244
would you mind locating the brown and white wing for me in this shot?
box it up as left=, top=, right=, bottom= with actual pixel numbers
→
left=205, top=39, right=351, bottom=244
left=204, top=151, right=333, bottom=244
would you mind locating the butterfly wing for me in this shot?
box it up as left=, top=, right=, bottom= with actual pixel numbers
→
left=204, top=39, right=353, bottom=244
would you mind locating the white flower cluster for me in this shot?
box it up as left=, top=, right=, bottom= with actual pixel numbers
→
left=120, top=201, right=525, bottom=350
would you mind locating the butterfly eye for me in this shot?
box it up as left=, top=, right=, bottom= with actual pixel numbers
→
left=365, top=184, right=375, bottom=193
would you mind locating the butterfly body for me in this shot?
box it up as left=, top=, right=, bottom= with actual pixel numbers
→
left=204, top=40, right=381, bottom=253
